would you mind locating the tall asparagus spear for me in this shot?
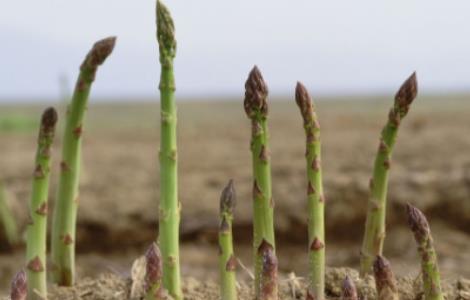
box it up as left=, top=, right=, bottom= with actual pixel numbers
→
left=341, top=276, right=358, bottom=300
left=0, top=180, right=19, bottom=247
left=25, top=107, right=58, bottom=299
left=51, top=37, right=116, bottom=286
left=10, top=270, right=27, bottom=300
left=373, top=256, right=398, bottom=300
left=405, top=204, right=443, bottom=300
left=258, top=241, right=278, bottom=300
left=360, top=72, right=418, bottom=275
left=244, top=66, right=276, bottom=296
left=155, top=1, right=181, bottom=299
left=145, top=242, right=165, bottom=300
left=219, top=180, right=237, bottom=300
left=295, top=82, right=325, bottom=300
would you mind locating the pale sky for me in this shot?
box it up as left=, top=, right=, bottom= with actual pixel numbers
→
left=1, top=0, right=469, bottom=101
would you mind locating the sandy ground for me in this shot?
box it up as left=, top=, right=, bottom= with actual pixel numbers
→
left=0, top=96, right=469, bottom=293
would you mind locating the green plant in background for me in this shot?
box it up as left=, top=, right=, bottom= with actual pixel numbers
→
left=145, top=242, right=165, bottom=300
left=25, top=107, right=58, bottom=299
left=10, top=270, right=27, bottom=300
left=373, top=256, right=398, bottom=300
left=295, top=82, right=325, bottom=300
left=341, top=276, right=358, bottom=300
left=406, top=204, right=443, bottom=300
left=360, top=73, right=418, bottom=275
left=155, top=1, right=182, bottom=299
left=219, top=180, right=237, bottom=300
left=51, top=37, right=116, bottom=286
left=0, top=180, right=19, bottom=248
left=244, top=66, right=276, bottom=296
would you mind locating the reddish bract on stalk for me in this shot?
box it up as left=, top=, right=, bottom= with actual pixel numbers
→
left=10, top=270, right=27, bottom=300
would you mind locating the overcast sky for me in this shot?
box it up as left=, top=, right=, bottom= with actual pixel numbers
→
left=1, top=0, right=469, bottom=101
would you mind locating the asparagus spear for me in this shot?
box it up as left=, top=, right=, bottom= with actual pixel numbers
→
left=405, top=204, right=443, bottom=300
left=10, top=270, right=27, bottom=300
left=145, top=242, right=165, bottom=300
left=373, top=256, right=398, bottom=300
left=0, top=180, right=19, bottom=247
left=341, top=276, right=358, bottom=300
left=258, top=241, right=278, bottom=300
left=219, top=180, right=237, bottom=300
left=295, top=82, right=325, bottom=300
left=244, top=66, right=276, bottom=295
left=360, top=72, right=418, bottom=275
left=25, top=107, right=58, bottom=299
left=51, top=36, right=116, bottom=286
left=155, top=1, right=181, bottom=299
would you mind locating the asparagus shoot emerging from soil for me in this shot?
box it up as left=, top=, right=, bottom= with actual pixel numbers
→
left=11, top=270, right=27, bottom=300
left=26, top=107, right=58, bottom=299
left=51, top=36, right=116, bottom=286
left=0, top=180, right=19, bottom=247
left=244, top=66, right=276, bottom=296
left=145, top=242, right=165, bottom=300
left=360, top=72, right=418, bottom=275
left=156, top=1, right=181, bottom=299
left=295, top=82, right=325, bottom=300
left=373, top=256, right=398, bottom=300
left=405, top=204, right=443, bottom=300
left=341, top=276, right=358, bottom=300
left=258, top=242, right=278, bottom=300
left=219, top=180, right=237, bottom=300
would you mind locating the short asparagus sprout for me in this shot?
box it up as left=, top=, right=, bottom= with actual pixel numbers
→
left=406, top=204, right=443, bottom=300
left=145, top=242, right=165, bottom=300
left=10, top=270, right=27, bottom=300
left=26, top=107, right=58, bottom=299
left=244, top=66, right=276, bottom=295
left=0, top=181, right=19, bottom=247
left=360, top=72, right=418, bottom=275
left=295, top=82, right=325, bottom=300
left=258, top=241, right=278, bottom=300
left=51, top=36, right=116, bottom=286
left=156, top=1, right=182, bottom=299
left=373, top=256, right=398, bottom=300
left=341, top=276, right=358, bottom=300
left=219, top=180, right=237, bottom=300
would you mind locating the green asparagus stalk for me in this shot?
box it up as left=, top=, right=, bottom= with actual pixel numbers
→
left=25, top=107, right=58, bottom=299
left=155, top=1, right=181, bottom=299
left=405, top=204, right=443, bottom=300
left=373, top=256, right=398, bottom=300
left=219, top=180, right=237, bottom=300
left=258, top=241, right=278, bottom=300
left=360, top=72, right=418, bottom=275
left=244, top=66, right=276, bottom=296
left=51, top=37, right=116, bottom=286
left=0, top=180, right=19, bottom=247
left=341, top=276, right=358, bottom=300
left=145, top=242, right=165, bottom=300
left=295, top=82, right=325, bottom=300
left=10, top=270, right=27, bottom=300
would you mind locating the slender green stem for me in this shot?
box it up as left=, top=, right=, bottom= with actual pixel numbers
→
left=51, top=37, right=116, bottom=286
left=145, top=242, right=165, bottom=300
left=295, top=82, right=325, bottom=300
left=373, top=256, right=398, bottom=300
left=360, top=72, right=418, bottom=275
left=156, top=2, right=181, bottom=299
left=25, top=108, right=57, bottom=299
left=0, top=181, right=19, bottom=247
left=244, top=66, right=276, bottom=296
left=406, top=204, right=443, bottom=300
left=10, top=270, right=27, bottom=300
left=219, top=180, right=237, bottom=300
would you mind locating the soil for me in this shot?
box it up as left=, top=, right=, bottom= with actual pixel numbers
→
left=0, top=96, right=469, bottom=295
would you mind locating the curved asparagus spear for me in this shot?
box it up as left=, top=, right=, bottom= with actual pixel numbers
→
left=0, top=180, right=19, bottom=247
left=145, top=242, right=165, bottom=300
left=11, top=270, right=27, bottom=300
left=341, top=276, right=358, bottom=300
left=373, top=256, right=398, bottom=300
left=51, top=37, right=116, bottom=286
left=258, top=241, right=278, bottom=300
left=244, top=66, right=276, bottom=296
left=295, top=82, right=325, bottom=300
left=26, top=107, right=58, bottom=299
left=219, top=180, right=237, bottom=300
left=156, top=1, right=181, bottom=299
left=360, top=72, right=418, bottom=275
left=406, top=204, right=443, bottom=300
